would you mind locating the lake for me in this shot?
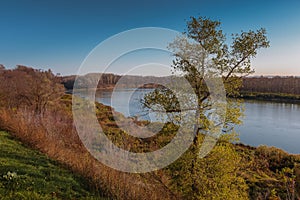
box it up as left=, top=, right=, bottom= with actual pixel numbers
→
left=236, top=100, right=300, bottom=154
left=80, top=88, right=300, bottom=154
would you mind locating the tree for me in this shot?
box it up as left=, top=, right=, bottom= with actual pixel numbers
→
left=0, top=66, right=65, bottom=115
left=143, top=16, right=269, bottom=199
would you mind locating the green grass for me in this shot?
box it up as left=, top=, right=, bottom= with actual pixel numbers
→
left=0, top=131, right=108, bottom=200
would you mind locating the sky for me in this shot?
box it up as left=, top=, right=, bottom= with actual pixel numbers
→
left=1, top=0, right=300, bottom=76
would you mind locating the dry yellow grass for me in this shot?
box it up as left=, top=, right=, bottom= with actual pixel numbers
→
left=0, top=101, right=179, bottom=200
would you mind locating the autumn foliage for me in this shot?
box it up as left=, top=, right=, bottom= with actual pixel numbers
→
left=242, top=76, right=300, bottom=95
left=0, top=65, right=178, bottom=200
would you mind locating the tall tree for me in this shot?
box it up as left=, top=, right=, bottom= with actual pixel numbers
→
left=143, top=16, right=269, bottom=199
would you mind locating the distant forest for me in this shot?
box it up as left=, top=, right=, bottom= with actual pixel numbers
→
left=241, top=76, right=300, bottom=95
left=62, top=73, right=171, bottom=90
left=62, top=74, right=300, bottom=95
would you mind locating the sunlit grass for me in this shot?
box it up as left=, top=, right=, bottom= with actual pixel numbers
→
left=0, top=131, right=108, bottom=200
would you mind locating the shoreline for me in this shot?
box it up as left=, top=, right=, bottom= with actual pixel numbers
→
left=237, top=91, right=300, bottom=104
left=67, top=87, right=300, bottom=104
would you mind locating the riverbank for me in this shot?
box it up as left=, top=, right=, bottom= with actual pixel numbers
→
left=234, top=142, right=300, bottom=199
left=67, top=85, right=300, bottom=104
left=237, top=91, right=300, bottom=103
left=2, top=93, right=300, bottom=199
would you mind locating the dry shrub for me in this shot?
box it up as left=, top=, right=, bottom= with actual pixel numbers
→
left=0, top=107, right=178, bottom=200
left=0, top=66, right=178, bottom=199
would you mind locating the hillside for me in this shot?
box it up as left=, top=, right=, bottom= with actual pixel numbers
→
left=0, top=131, right=107, bottom=200
left=235, top=143, right=300, bottom=199
left=1, top=66, right=300, bottom=199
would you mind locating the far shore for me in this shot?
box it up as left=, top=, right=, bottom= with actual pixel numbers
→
left=236, top=91, right=300, bottom=104
left=67, top=86, right=300, bottom=104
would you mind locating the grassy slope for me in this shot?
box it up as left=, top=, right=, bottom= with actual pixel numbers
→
left=1, top=94, right=300, bottom=199
left=236, top=143, right=300, bottom=199
left=0, top=131, right=108, bottom=200
left=77, top=95, right=300, bottom=199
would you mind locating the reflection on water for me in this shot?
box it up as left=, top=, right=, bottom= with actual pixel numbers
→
left=236, top=100, right=300, bottom=154
left=77, top=88, right=300, bottom=154
left=95, top=88, right=156, bottom=121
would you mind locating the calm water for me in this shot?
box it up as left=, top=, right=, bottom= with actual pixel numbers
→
left=236, top=100, right=300, bottom=154
left=81, top=89, right=300, bottom=154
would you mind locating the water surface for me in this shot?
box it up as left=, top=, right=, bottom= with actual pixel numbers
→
left=79, top=88, right=300, bottom=154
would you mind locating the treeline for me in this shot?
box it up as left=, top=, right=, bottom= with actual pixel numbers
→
left=242, top=76, right=300, bottom=95
left=62, top=73, right=121, bottom=90
left=62, top=73, right=171, bottom=90
left=62, top=73, right=300, bottom=96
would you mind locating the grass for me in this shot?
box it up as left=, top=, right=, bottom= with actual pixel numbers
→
left=1, top=93, right=299, bottom=199
left=0, top=100, right=178, bottom=200
left=0, top=131, right=108, bottom=200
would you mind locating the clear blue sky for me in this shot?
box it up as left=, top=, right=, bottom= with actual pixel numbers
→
left=1, top=0, right=300, bottom=76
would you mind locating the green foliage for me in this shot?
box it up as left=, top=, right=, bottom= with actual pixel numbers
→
left=2, top=171, right=21, bottom=193
left=236, top=144, right=300, bottom=199
left=168, top=134, right=248, bottom=200
left=269, top=189, right=280, bottom=200
left=143, top=16, right=269, bottom=199
left=0, top=131, right=107, bottom=200
left=279, top=167, right=296, bottom=200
